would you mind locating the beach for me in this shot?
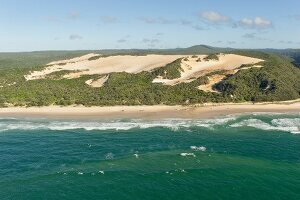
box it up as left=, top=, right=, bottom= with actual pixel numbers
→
left=1, top=100, right=300, bottom=120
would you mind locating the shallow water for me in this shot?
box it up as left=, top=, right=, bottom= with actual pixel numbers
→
left=1, top=114, right=300, bottom=199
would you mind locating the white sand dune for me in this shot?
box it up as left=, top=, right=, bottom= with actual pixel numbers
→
left=25, top=54, right=185, bottom=80
left=153, top=54, right=264, bottom=85
left=24, top=53, right=264, bottom=92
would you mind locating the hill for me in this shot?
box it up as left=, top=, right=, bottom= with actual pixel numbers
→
left=0, top=46, right=300, bottom=107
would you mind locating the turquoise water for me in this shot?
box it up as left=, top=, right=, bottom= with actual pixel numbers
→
left=1, top=114, right=300, bottom=199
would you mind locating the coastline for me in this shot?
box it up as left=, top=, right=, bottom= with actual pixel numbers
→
left=1, top=100, right=300, bottom=120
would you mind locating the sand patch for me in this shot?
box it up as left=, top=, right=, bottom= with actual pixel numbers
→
left=25, top=54, right=186, bottom=80
left=198, top=74, right=226, bottom=93
left=153, top=54, right=264, bottom=85
left=85, top=75, right=109, bottom=88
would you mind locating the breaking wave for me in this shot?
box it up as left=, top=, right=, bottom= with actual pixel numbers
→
left=0, top=117, right=236, bottom=132
left=230, top=118, right=300, bottom=134
left=0, top=114, right=300, bottom=134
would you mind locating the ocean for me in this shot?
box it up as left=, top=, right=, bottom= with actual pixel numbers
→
left=1, top=113, right=300, bottom=199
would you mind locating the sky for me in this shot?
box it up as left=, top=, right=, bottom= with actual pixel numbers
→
left=0, top=0, right=299, bottom=52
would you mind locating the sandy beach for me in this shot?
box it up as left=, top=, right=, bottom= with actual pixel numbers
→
left=1, top=100, right=300, bottom=120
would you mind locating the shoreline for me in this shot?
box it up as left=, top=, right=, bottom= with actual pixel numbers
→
left=1, top=100, right=300, bottom=120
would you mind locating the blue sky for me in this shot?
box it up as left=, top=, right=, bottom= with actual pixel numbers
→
left=0, top=0, right=299, bottom=52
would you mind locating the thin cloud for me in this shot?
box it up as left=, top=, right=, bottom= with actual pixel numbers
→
left=238, top=17, right=273, bottom=29
left=45, top=16, right=60, bottom=23
left=139, top=17, right=175, bottom=24
left=192, top=25, right=205, bottom=30
left=68, top=11, right=80, bottom=20
left=242, top=33, right=272, bottom=41
left=199, top=11, right=230, bottom=23
left=242, top=33, right=256, bottom=39
left=139, top=16, right=204, bottom=31
left=139, top=17, right=156, bottom=24
left=100, top=16, right=119, bottom=23
left=227, top=41, right=236, bottom=45
left=158, top=17, right=175, bottom=24
left=142, top=38, right=160, bottom=44
left=288, top=15, right=300, bottom=21
left=117, top=39, right=127, bottom=43
left=180, top=19, right=193, bottom=26
left=279, top=40, right=293, bottom=44
left=69, top=34, right=83, bottom=40
left=156, top=32, right=164, bottom=36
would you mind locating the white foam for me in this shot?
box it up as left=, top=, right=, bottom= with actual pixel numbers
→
left=1, top=115, right=299, bottom=134
left=190, top=146, right=206, bottom=152
left=230, top=118, right=300, bottom=134
left=271, top=118, right=300, bottom=134
left=180, top=153, right=196, bottom=157
left=133, top=154, right=139, bottom=158
left=105, top=153, right=115, bottom=160
left=0, top=117, right=236, bottom=132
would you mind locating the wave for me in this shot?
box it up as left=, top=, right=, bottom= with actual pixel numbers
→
left=0, top=114, right=300, bottom=134
left=0, top=117, right=236, bottom=132
left=230, top=118, right=300, bottom=134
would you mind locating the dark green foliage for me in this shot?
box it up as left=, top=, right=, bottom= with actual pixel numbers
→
left=46, top=70, right=81, bottom=80
left=88, top=55, right=112, bottom=61
left=216, top=53, right=300, bottom=102
left=88, top=55, right=102, bottom=61
left=261, top=49, right=300, bottom=68
left=204, top=54, right=219, bottom=61
left=206, top=70, right=229, bottom=77
left=152, top=58, right=183, bottom=79
left=0, top=69, right=223, bottom=106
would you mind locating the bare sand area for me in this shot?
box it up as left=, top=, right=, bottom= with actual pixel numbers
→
left=152, top=54, right=263, bottom=86
left=25, top=54, right=186, bottom=80
left=1, top=100, right=300, bottom=120
left=24, top=53, right=263, bottom=91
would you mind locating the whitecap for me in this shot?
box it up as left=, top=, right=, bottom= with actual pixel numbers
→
left=230, top=118, right=300, bottom=134
left=105, top=153, right=115, bottom=160
left=271, top=118, right=300, bottom=134
left=0, top=116, right=237, bottom=132
left=180, top=153, right=196, bottom=157
left=133, top=154, right=139, bottom=158
left=190, top=146, right=206, bottom=152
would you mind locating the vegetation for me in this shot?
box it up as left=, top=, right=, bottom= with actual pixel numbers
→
left=45, top=70, right=81, bottom=80
left=88, top=55, right=112, bottom=61
left=216, top=51, right=300, bottom=102
left=152, top=58, right=184, bottom=79
left=0, top=49, right=300, bottom=107
left=204, top=54, right=219, bottom=61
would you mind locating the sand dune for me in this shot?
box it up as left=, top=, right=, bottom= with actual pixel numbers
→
left=24, top=53, right=264, bottom=92
left=25, top=54, right=185, bottom=80
left=153, top=54, right=264, bottom=85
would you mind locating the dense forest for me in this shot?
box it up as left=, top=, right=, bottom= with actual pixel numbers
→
left=0, top=47, right=300, bottom=107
